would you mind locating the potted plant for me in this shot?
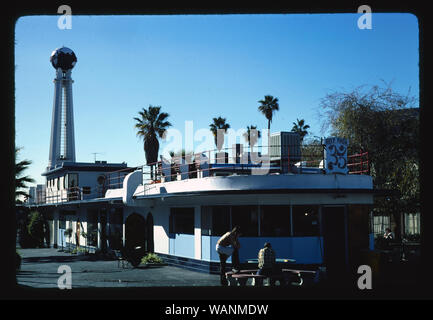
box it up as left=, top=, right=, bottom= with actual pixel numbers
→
left=64, top=227, right=73, bottom=253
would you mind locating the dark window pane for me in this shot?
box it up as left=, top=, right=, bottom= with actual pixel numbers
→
left=292, top=205, right=319, bottom=236
left=231, top=206, right=258, bottom=237
left=109, top=208, right=123, bottom=250
left=59, top=215, right=66, bottom=229
left=59, top=210, right=75, bottom=229
left=211, top=206, right=231, bottom=236
left=201, top=206, right=212, bottom=236
left=170, top=208, right=194, bottom=235
left=260, top=206, right=290, bottom=236
left=87, top=209, right=98, bottom=246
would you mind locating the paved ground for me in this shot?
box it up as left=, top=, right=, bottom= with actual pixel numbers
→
left=14, top=248, right=426, bottom=300
left=16, top=248, right=220, bottom=289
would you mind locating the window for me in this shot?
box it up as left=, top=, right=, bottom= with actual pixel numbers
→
left=170, top=208, right=194, bottom=235
left=66, top=173, right=79, bottom=189
left=405, top=213, right=420, bottom=235
left=292, top=205, right=319, bottom=236
left=87, top=209, right=98, bottom=246
left=201, top=206, right=231, bottom=236
left=260, top=206, right=291, bottom=237
left=59, top=215, right=66, bottom=229
left=109, top=208, right=123, bottom=250
left=231, top=206, right=258, bottom=237
left=201, top=206, right=212, bottom=236
left=373, top=215, right=390, bottom=238
left=212, top=206, right=231, bottom=236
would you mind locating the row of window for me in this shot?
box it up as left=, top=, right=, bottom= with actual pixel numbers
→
left=169, top=205, right=320, bottom=237
left=47, top=173, right=79, bottom=190
left=372, top=213, right=421, bottom=238
left=59, top=208, right=123, bottom=249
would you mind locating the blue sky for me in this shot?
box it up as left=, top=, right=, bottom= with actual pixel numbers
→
left=15, top=13, right=419, bottom=185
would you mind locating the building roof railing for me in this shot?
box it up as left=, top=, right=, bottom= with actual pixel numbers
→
left=26, top=142, right=370, bottom=206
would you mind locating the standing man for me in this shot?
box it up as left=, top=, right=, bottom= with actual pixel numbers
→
left=216, top=226, right=241, bottom=285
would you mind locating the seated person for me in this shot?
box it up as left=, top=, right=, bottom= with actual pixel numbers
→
left=256, top=242, right=278, bottom=285
left=383, top=227, right=394, bottom=250
left=384, top=228, right=394, bottom=240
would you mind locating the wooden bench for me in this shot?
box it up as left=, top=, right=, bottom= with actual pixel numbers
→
left=225, top=269, right=306, bottom=287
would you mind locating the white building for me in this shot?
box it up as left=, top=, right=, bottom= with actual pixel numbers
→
left=24, top=47, right=377, bottom=278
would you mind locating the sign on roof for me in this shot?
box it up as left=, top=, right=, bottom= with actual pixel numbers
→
left=324, top=137, right=349, bottom=174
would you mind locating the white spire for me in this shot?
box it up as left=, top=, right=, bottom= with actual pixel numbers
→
left=48, top=48, right=77, bottom=169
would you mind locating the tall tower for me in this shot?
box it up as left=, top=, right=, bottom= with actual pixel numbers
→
left=48, top=47, right=77, bottom=169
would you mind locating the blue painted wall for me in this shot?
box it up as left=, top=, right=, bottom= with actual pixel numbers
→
left=202, top=235, right=324, bottom=264
left=169, top=233, right=195, bottom=258
left=201, top=235, right=211, bottom=261
left=369, top=233, right=375, bottom=250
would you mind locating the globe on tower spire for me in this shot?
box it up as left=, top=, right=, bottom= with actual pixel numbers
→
left=50, top=47, right=77, bottom=71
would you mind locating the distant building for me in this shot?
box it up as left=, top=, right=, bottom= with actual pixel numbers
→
left=28, top=184, right=46, bottom=204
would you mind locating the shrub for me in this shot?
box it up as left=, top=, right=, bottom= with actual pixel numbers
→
left=141, top=253, right=163, bottom=264
left=18, top=223, right=35, bottom=248
left=404, top=234, right=421, bottom=242
left=27, top=211, right=45, bottom=247
left=71, top=247, right=86, bottom=254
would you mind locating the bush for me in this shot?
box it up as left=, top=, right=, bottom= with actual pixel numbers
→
left=404, top=234, right=421, bottom=242
left=27, top=211, right=45, bottom=248
left=141, top=253, right=163, bottom=264
left=18, top=225, right=35, bottom=248
left=71, top=247, right=86, bottom=255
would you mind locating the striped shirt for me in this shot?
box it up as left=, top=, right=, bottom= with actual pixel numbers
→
left=258, top=247, right=276, bottom=269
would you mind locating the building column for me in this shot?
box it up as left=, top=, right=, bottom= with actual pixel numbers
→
left=194, top=205, right=201, bottom=260
left=122, top=210, right=126, bottom=247
left=53, top=209, right=59, bottom=248
left=97, top=211, right=101, bottom=249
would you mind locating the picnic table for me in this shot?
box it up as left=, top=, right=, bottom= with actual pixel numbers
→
left=225, top=257, right=310, bottom=287
left=246, top=258, right=296, bottom=264
left=225, top=268, right=306, bottom=287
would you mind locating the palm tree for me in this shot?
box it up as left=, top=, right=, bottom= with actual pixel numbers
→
left=291, top=118, right=310, bottom=143
left=258, top=95, right=279, bottom=132
left=243, top=125, right=261, bottom=149
left=209, top=117, right=230, bottom=151
left=134, top=105, right=171, bottom=180
left=15, top=148, right=35, bottom=204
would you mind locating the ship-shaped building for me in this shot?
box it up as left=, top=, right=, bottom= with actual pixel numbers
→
left=24, top=47, right=377, bottom=285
